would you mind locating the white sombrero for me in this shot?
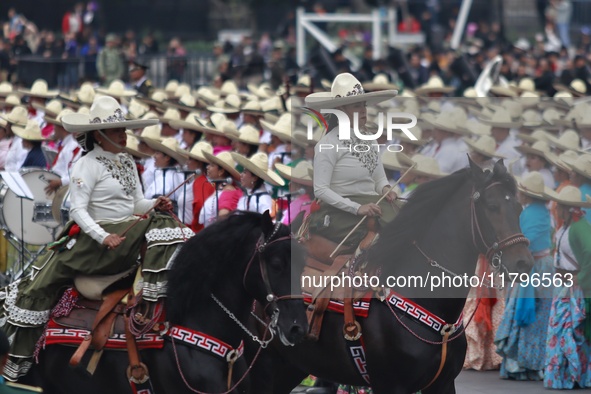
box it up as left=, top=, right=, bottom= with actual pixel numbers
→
left=381, top=151, right=413, bottom=172
left=464, top=135, right=507, bottom=159
left=18, top=79, right=59, bottom=98
left=570, top=154, right=591, bottom=180
left=407, top=154, right=448, bottom=178
left=304, top=73, right=397, bottom=110
left=202, top=151, right=240, bottom=180
left=546, top=129, right=581, bottom=152
left=61, top=96, right=158, bottom=133
left=0, top=82, right=13, bottom=97
left=479, top=107, right=522, bottom=129
left=414, top=76, right=454, bottom=96
left=516, top=171, right=556, bottom=200
left=544, top=150, right=578, bottom=173
left=32, top=98, right=63, bottom=117
left=260, top=113, right=291, bottom=142
left=230, top=152, right=285, bottom=187
left=125, top=134, right=151, bottom=159
left=12, top=119, right=45, bottom=141
left=95, top=80, right=137, bottom=98
left=233, top=124, right=261, bottom=145
left=169, top=112, right=203, bottom=132
left=1, top=106, right=28, bottom=127
left=178, top=141, right=213, bottom=163
left=516, top=129, right=552, bottom=145
left=362, top=74, right=399, bottom=92
left=274, top=161, right=313, bottom=186
left=553, top=79, right=587, bottom=98
left=549, top=185, right=591, bottom=207
left=0, top=94, right=21, bottom=108
left=136, top=124, right=162, bottom=143
left=144, top=137, right=187, bottom=165
left=207, top=94, right=242, bottom=114
left=515, top=140, right=552, bottom=158
left=45, top=108, right=75, bottom=127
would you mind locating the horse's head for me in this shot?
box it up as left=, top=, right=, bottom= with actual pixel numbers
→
left=244, top=211, right=308, bottom=346
left=469, top=158, right=534, bottom=276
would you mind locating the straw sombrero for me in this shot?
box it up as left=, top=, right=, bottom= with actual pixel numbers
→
left=458, top=119, right=491, bottom=136
left=233, top=124, right=261, bottom=145
left=516, top=129, right=552, bottom=144
left=516, top=171, right=556, bottom=200
left=381, top=151, right=413, bottom=171
left=196, top=87, right=220, bottom=105
left=126, top=98, right=150, bottom=120
left=164, top=80, right=179, bottom=97
left=407, top=154, right=448, bottom=178
left=515, top=140, right=551, bottom=158
left=292, top=75, right=325, bottom=94
left=414, top=76, right=454, bottom=96
left=549, top=185, right=591, bottom=207
left=520, top=109, right=543, bottom=128
left=0, top=82, right=13, bottom=97
left=1, top=106, right=28, bottom=127
left=544, top=150, right=578, bottom=173
left=230, top=152, right=285, bottom=186
left=95, top=80, right=137, bottom=98
left=0, top=94, right=21, bottom=109
left=430, top=111, right=469, bottom=135
left=489, top=85, right=518, bottom=98
left=241, top=100, right=264, bottom=116
left=274, top=161, right=313, bottom=186
left=464, top=135, right=507, bottom=159
left=125, top=134, right=150, bottom=159
left=32, top=98, right=63, bottom=117
left=363, top=74, right=399, bottom=92
left=12, top=120, right=45, bottom=141
left=304, top=73, right=397, bottom=110
left=398, top=125, right=429, bottom=145
left=570, top=154, right=591, bottom=180
left=169, top=112, right=203, bottom=131
left=61, top=96, right=157, bottom=133
left=479, top=107, right=522, bottom=129
left=206, top=94, right=241, bottom=114
left=546, top=129, right=581, bottom=152
left=144, top=137, right=187, bottom=165
left=260, top=113, right=291, bottom=142
left=178, top=141, right=213, bottom=163
left=247, top=83, right=274, bottom=100
left=553, top=79, right=587, bottom=98
left=163, top=93, right=200, bottom=113
left=136, top=124, right=162, bottom=143
left=45, top=108, right=74, bottom=127
left=18, top=79, right=59, bottom=98
left=202, top=151, right=240, bottom=180
left=136, top=90, right=168, bottom=111
left=158, top=107, right=181, bottom=124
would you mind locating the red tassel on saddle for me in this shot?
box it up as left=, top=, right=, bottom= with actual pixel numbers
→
left=310, top=200, right=321, bottom=213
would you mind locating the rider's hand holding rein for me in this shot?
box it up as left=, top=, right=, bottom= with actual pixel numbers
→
left=357, top=203, right=381, bottom=217
left=103, top=233, right=126, bottom=249
left=154, top=196, right=173, bottom=212
left=382, top=185, right=398, bottom=203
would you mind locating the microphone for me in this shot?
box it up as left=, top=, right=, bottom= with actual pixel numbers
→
left=177, top=168, right=202, bottom=176
left=208, top=176, right=233, bottom=184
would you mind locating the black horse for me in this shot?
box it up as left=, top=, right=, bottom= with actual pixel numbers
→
left=27, top=211, right=308, bottom=393
left=250, top=160, right=535, bottom=393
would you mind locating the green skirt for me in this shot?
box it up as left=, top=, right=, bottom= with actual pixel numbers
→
left=308, top=194, right=401, bottom=247
left=0, top=213, right=193, bottom=381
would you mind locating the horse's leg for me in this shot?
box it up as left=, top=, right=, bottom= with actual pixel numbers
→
left=248, top=345, right=308, bottom=394
left=422, top=380, right=456, bottom=394
left=271, top=364, right=309, bottom=394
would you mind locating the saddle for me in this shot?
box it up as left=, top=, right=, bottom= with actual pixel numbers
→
left=300, top=218, right=381, bottom=341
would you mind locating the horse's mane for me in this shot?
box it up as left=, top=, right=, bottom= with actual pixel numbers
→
left=372, top=166, right=516, bottom=260
left=166, top=211, right=287, bottom=321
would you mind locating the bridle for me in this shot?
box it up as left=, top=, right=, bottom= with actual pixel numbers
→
left=241, top=221, right=293, bottom=330
left=469, top=180, right=529, bottom=274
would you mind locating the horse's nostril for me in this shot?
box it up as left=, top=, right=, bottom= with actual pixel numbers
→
left=516, top=260, right=530, bottom=274
left=290, top=324, right=305, bottom=340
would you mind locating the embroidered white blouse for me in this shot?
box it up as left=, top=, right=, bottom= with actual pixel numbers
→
left=69, top=146, right=155, bottom=244
left=313, top=129, right=390, bottom=215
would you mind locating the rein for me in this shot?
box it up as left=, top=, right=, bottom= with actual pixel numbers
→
left=386, top=179, right=528, bottom=391
left=172, top=220, right=295, bottom=394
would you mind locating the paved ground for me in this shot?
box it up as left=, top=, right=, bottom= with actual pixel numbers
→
left=293, top=370, right=591, bottom=393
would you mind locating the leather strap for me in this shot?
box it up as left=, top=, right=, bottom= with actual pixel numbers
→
left=69, top=288, right=130, bottom=366
left=343, top=283, right=361, bottom=341
left=421, top=331, right=451, bottom=391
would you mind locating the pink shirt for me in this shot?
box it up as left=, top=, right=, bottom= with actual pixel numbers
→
left=282, top=194, right=312, bottom=224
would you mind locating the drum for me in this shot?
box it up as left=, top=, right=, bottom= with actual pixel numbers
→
left=51, top=185, right=71, bottom=226
left=0, top=169, right=62, bottom=245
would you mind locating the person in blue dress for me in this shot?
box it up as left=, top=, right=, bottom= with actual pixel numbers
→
left=495, top=171, right=554, bottom=380
left=544, top=186, right=591, bottom=389
left=12, top=119, right=47, bottom=169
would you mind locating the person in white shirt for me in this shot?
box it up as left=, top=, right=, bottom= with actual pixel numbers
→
left=304, top=73, right=399, bottom=246
left=143, top=137, right=186, bottom=217
left=0, top=96, right=191, bottom=382
left=44, top=108, right=83, bottom=193
left=428, top=111, right=470, bottom=174
left=231, top=152, right=284, bottom=214
left=1, top=106, right=30, bottom=171
left=480, top=108, right=524, bottom=176
left=516, top=140, right=555, bottom=188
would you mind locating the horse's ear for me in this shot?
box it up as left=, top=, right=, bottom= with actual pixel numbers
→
left=261, top=210, right=274, bottom=237
left=493, top=159, right=507, bottom=176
